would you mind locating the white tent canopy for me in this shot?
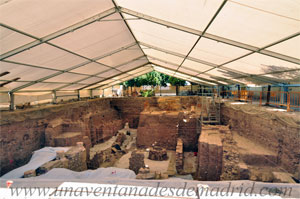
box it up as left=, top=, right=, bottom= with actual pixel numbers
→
left=0, top=0, right=299, bottom=93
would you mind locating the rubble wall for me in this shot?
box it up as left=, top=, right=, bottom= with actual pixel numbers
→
left=137, top=111, right=179, bottom=150
left=221, top=103, right=300, bottom=173
left=196, top=126, right=223, bottom=181
left=0, top=98, right=122, bottom=176
left=0, top=96, right=205, bottom=176
left=110, top=96, right=203, bottom=128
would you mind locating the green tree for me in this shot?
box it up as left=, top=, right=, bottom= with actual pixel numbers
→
left=122, top=71, right=187, bottom=96
left=168, top=76, right=186, bottom=96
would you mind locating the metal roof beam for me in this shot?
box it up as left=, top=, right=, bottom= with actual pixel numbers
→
left=96, top=69, right=153, bottom=90
left=0, top=8, right=117, bottom=60
left=140, top=42, right=217, bottom=67
left=150, top=63, right=221, bottom=86
left=120, top=7, right=300, bottom=65
left=175, top=0, right=228, bottom=73
left=141, top=42, right=283, bottom=84
left=147, top=55, right=239, bottom=85
left=112, top=0, right=151, bottom=68
left=0, top=79, right=87, bottom=85
left=8, top=42, right=142, bottom=92
left=55, top=55, right=147, bottom=91
left=80, top=63, right=150, bottom=90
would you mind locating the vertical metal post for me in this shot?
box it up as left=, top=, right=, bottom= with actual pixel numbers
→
left=160, top=85, right=162, bottom=96
left=89, top=90, right=93, bottom=98
left=77, top=90, right=80, bottom=100
left=266, top=85, right=271, bottom=106
left=9, top=92, right=14, bottom=111
left=287, top=92, right=291, bottom=112
left=237, top=85, right=241, bottom=101
left=102, top=89, right=105, bottom=97
left=52, top=90, right=57, bottom=104
left=259, top=91, right=262, bottom=106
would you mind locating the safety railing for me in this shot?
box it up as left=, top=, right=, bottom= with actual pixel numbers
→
left=220, top=90, right=300, bottom=112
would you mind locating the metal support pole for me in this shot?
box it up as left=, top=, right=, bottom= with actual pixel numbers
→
left=77, top=90, right=80, bottom=101
left=9, top=92, right=14, bottom=111
left=52, top=90, right=57, bottom=104
left=89, top=90, right=93, bottom=98
left=266, top=85, right=271, bottom=106
left=259, top=91, right=262, bottom=106
left=287, top=93, right=291, bottom=112
left=102, top=89, right=105, bottom=97
left=160, top=85, right=162, bottom=96
left=237, top=85, right=241, bottom=101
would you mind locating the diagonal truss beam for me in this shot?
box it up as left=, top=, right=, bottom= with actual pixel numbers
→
left=1, top=60, right=94, bottom=77
left=120, top=7, right=300, bottom=65
left=96, top=69, right=154, bottom=91
left=80, top=63, right=151, bottom=90
left=9, top=42, right=142, bottom=92
left=0, top=79, right=87, bottom=85
left=140, top=42, right=217, bottom=67
left=55, top=55, right=147, bottom=91
left=112, top=0, right=151, bottom=68
left=0, top=7, right=117, bottom=60
left=77, top=0, right=152, bottom=91
left=147, top=56, right=241, bottom=85
left=140, top=42, right=281, bottom=84
left=200, top=32, right=300, bottom=76
left=174, top=0, right=228, bottom=73
left=151, top=63, right=222, bottom=86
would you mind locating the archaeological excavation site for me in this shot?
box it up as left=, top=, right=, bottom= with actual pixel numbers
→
left=0, top=0, right=299, bottom=198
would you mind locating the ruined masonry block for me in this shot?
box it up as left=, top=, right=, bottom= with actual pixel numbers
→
left=176, top=138, right=184, bottom=174
left=197, top=128, right=223, bottom=181
left=129, top=150, right=145, bottom=174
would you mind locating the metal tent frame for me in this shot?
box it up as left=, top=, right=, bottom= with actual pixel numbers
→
left=0, top=0, right=299, bottom=109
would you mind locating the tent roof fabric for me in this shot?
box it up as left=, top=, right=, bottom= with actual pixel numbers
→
left=0, top=0, right=299, bottom=93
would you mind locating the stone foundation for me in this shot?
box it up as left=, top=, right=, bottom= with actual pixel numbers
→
left=137, top=111, right=179, bottom=150
left=221, top=102, right=300, bottom=174
left=196, top=126, right=223, bottom=181
left=129, top=150, right=145, bottom=174
left=0, top=98, right=122, bottom=176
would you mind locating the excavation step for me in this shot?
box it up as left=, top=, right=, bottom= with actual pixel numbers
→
left=233, top=132, right=277, bottom=166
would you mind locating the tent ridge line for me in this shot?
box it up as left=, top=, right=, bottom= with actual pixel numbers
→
left=174, top=0, right=228, bottom=73
left=112, top=0, right=151, bottom=69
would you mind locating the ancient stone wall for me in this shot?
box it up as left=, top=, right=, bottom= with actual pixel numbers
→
left=0, top=96, right=207, bottom=176
left=110, top=97, right=155, bottom=128
left=0, top=98, right=122, bottom=176
left=110, top=96, right=204, bottom=128
left=137, top=111, right=179, bottom=150
left=221, top=103, right=300, bottom=173
left=196, top=126, right=223, bottom=181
